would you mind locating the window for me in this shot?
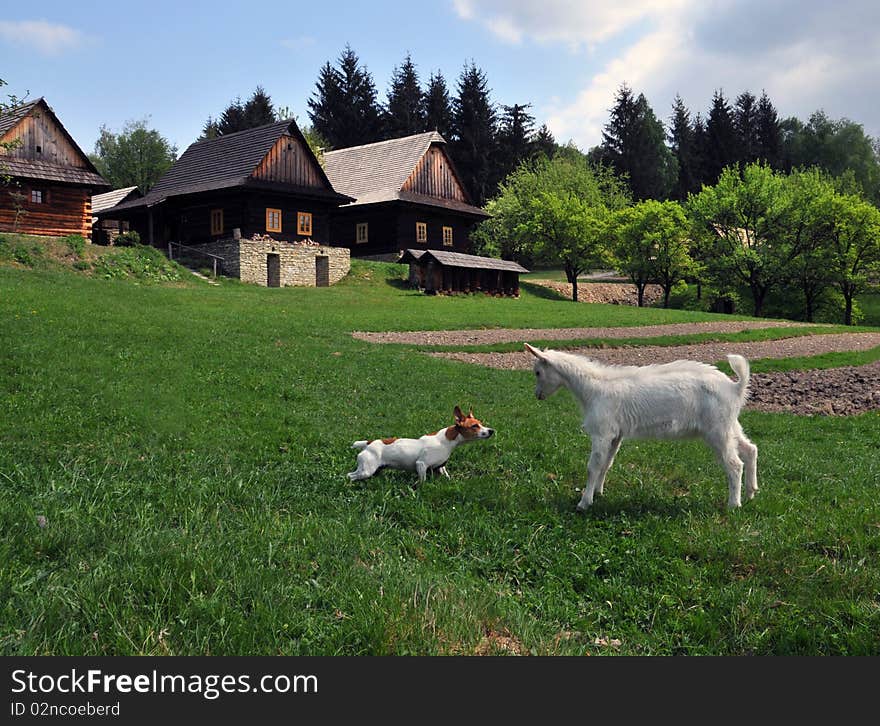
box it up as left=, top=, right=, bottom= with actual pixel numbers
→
left=442, top=226, right=453, bottom=247
left=297, top=211, right=313, bottom=236
left=31, top=189, right=44, bottom=204
left=356, top=222, right=368, bottom=244
left=266, top=208, right=282, bottom=233
left=416, top=222, right=427, bottom=243
left=210, top=208, right=224, bottom=235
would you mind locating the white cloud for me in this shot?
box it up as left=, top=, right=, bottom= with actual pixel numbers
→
left=455, top=0, right=880, bottom=149
left=0, top=19, right=86, bottom=56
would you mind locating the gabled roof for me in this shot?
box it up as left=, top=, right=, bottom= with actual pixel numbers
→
left=0, top=97, right=109, bottom=188
left=103, top=119, right=350, bottom=215
left=91, top=186, right=141, bottom=215
left=400, top=249, right=529, bottom=274
left=323, top=131, right=488, bottom=217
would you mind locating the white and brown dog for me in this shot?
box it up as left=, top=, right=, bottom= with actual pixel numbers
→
left=348, top=406, right=495, bottom=484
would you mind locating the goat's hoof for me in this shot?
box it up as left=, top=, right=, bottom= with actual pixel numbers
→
left=576, top=504, right=590, bottom=514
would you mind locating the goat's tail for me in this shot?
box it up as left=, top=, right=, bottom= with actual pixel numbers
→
left=352, top=440, right=370, bottom=450
left=727, top=354, right=751, bottom=403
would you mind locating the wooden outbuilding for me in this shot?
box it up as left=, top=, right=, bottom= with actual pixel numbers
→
left=91, top=186, right=141, bottom=244
left=324, top=132, right=489, bottom=259
left=0, top=98, right=110, bottom=237
left=400, top=249, right=529, bottom=297
left=96, top=119, right=352, bottom=248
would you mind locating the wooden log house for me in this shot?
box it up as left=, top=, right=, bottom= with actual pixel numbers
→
left=323, top=132, right=490, bottom=259
left=0, top=98, right=110, bottom=237
left=97, top=119, right=352, bottom=248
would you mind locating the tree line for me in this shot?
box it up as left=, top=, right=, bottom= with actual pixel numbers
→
left=476, top=151, right=880, bottom=325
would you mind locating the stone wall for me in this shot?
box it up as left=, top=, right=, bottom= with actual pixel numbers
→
left=199, top=236, right=350, bottom=287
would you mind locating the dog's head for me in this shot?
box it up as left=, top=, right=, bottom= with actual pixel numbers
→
left=449, top=405, right=495, bottom=441
left=525, top=343, right=564, bottom=400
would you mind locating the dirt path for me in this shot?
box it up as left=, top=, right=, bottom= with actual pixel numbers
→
left=353, top=319, right=816, bottom=346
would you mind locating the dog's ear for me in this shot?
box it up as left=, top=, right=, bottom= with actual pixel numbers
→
left=468, top=408, right=474, bottom=418
left=524, top=343, right=544, bottom=359
left=453, top=405, right=464, bottom=422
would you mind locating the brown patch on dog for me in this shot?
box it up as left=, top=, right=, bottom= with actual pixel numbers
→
left=381, top=437, right=398, bottom=445
left=444, top=426, right=459, bottom=441
left=453, top=408, right=488, bottom=440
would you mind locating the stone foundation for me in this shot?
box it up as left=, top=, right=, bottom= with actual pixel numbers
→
left=199, top=237, right=350, bottom=287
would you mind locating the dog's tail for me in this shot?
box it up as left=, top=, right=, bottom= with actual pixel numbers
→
left=727, top=354, right=750, bottom=403
left=352, top=440, right=370, bottom=450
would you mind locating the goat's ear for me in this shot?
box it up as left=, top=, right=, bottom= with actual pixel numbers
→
left=524, top=343, right=544, bottom=359
left=453, top=405, right=464, bottom=421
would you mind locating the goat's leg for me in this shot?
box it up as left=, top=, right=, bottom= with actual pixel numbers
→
left=577, top=438, right=614, bottom=512
left=594, top=435, right=621, bottom=496
left=735, top=423, right=758, bottom=499
left=708, top=432, right=745, bottom=509
left=415, top=460, right=428, bottom=486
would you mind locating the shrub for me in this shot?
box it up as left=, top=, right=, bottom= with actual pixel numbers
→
left=92, top=245, right=183, bottom=283
left=63, top=234, right=87, bottom=257
left=114, top=231, right=141, bottom=247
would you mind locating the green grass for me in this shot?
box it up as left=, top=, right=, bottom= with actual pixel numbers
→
left=1, top=258, right=878, bottom=655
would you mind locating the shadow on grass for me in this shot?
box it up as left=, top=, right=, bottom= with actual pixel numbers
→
left=558, top=491, right=721, bottom=519
left=520, top=281, right=569, bottom=302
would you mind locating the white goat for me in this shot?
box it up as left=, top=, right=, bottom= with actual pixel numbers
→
left=525, top=344, right=758, bottom=511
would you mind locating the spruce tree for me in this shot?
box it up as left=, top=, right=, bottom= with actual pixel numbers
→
left=598, top=84, right=675, bottom=200
left=424, top=71, right=454, bottom=140
left=243, top=86, right=276, bottom=129
left=705, top=90, right=738, bottom=183
left=532, top=124, right=557, bottom=159
left=496, top=103, right=535, bottom=180
left=755, top=90, right=782, bottom=168
left=451, top=61, right=498, bottom=205
left=307, top=61, right=343, bottom=148
left=384, top=53, right=425, bottom=138
left=669, top=95, right=698, bottom=200
left=734, top=90, right=758, bottom=165
left=217, top=97, right=246, bottom=136
left=692, top=112, right=709, bottom=188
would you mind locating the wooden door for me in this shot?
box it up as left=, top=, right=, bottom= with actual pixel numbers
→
left=315, top=255, right=329, bottom=287
left=267, top=253, right=280, bottom=287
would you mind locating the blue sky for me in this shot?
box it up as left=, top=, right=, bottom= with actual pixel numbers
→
left=2, top=1, right=878, bottom=158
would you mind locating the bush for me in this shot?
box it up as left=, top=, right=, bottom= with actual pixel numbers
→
left=113, top=231, right=141, bottom=247
left=63, top=234, right=87, bottom=257
left=92, top=245, right=183, bottom=283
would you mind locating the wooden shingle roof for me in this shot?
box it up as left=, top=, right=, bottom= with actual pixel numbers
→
left=91, top=186, right=141, bottom=215
left=400, top=249, right=529, bottom=273
left=323, top=132, right=488, bottom=217
left=104, top=119, right=350, bottom=215
left=0, top=97, right=109, bottom=189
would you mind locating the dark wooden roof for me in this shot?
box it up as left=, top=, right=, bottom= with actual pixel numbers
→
left=0, top=97, right=109, bottom=189
left=323, top=132, right=488, bottom=218
left=103, top=119, right=350, bottom=215
left=400, top=249, right=529, bottom=273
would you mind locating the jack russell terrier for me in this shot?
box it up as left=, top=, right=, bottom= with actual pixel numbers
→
left=347, top=406, right=495, bottom=484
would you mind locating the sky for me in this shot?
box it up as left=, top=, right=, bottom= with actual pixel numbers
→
left=1, top=0, right=878, bottom=157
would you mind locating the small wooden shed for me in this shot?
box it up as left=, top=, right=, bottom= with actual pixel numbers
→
left=400, top=249, right=529, bottom=297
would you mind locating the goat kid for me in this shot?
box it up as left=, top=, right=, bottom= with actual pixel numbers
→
left=525, top=343, right=758, bottom=511
left=348, top=406, right=494, bottom=485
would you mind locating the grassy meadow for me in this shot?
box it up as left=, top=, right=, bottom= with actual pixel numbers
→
left=1, top=253, right=879, bottom=655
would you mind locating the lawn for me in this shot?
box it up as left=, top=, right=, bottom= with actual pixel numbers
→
left=1, top=258, right=878, bottom=655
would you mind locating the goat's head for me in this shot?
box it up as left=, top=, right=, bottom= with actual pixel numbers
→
left=525, top=344, right=564, bottom=400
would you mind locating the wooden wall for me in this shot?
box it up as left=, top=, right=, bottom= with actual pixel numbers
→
left=252, top=135, right=326, bottom=188
left=1, top=104, right=90, bottom=168
left=0, top=184, right=92, bottom=237
left=402, top=146, right=468, bottom=202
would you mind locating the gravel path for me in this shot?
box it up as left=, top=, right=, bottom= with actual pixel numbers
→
left=430, top=332, right=880, bottom=416
left=353, top=319, right=815, bottom=346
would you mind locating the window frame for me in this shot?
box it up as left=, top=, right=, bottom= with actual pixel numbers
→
left=297, top=211, right=313, bottom=236
left=416, top=222, right=427, bottom=243
left=30, top=189, right=45, bottom=204
left=266, top=207, right=282, bottom=233
left=442, top=225, right=453, bottom=247
left=210, top=208, right=224, bottom=235
left=356, top=222, right=368, bottom=244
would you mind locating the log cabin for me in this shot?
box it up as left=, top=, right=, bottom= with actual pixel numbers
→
left=400, top=248, right=529, bottom=297
left=97, top=119, right=352, bottom=248
left=323, top=132, right=489, bottom=259
left=0, top=98, right=110, bottom=237
left=91, top=186, right=141, bottom=244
